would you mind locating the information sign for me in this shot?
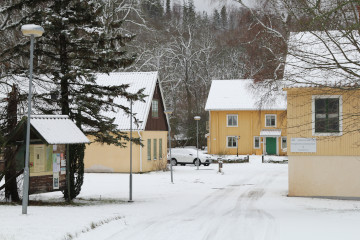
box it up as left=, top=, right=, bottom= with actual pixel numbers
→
left=290, top=138, right=316, bottom=153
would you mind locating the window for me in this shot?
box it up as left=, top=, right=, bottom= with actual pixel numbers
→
left=159, top=138, right=162, bottom=159
left=314, top=97, right=340, bottom=134
left=227, top=115, right=238, bottom=127
left=50, top=91, right=59, bottom=100
left=153, top=139, right=157, bottom=160
left=254, top=136, right=260, bottom=149
left=152, top=100, right=159, bottom=118
left=227, top=136, right=237, bottom=148
left=30, top=145, right=53, bottom=174
left=265, top=114, right=276, bottom=127
left=281, top=137, right=287, bottom=149
left=147, top=139, right=151, bottom=160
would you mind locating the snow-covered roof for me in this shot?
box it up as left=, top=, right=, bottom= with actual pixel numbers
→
left=283, top=30, right=360, bottom=88
left=205, top=79, right=287, bottom=111
left=30, top=115, right=89, bottom=144
left=96, top=71, right=165, bottom=131
left=260, top=129, right=282, bottom=137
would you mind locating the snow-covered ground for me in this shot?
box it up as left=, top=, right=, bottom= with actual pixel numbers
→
left=1, top=156, right=360, bottom=240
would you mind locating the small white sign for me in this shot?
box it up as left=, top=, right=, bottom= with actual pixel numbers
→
left=53, top=172, right=59, bottom=190
left=291, top=138, right=316, bottom=153
left=61, top=160, right=66, bottom=167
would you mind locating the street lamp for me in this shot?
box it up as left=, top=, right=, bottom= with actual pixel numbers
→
left=164, top=109, right=173, bottom=183
left=21, top=24, right=44, bottom=215
left=129, top=99, right=133, bottom=202
left=194, top=116, right=201, bottom=170
left=236, top=136, right=240, bottom=157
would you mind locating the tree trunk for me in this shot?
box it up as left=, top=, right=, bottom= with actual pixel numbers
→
left=4, top=85, right=20, bottom=202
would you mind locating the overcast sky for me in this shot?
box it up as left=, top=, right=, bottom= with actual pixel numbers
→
left=172, top=0, right=259, bottom=13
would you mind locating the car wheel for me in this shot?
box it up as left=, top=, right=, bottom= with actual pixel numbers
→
left=171, top=159, right=177, bottom=166
left=204, top=163, right=209, bottom=166
left=193, top=158, right=201, bottom=166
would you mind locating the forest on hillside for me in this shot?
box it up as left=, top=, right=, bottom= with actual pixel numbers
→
left=122, top=0, right=289, bottom=145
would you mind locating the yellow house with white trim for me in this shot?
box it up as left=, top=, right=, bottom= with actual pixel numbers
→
left=84, top=72, right=168, bottom=173
left=285, top=31, right=360, bottom=198
left=205, top=80, right=287, bottom=156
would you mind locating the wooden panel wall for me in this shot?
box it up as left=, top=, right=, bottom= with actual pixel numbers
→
left=209, top=110, right=287, bottom=155
left=145, top=83, right=168, bottom=131
left=286, top=88, right=360, bottom=156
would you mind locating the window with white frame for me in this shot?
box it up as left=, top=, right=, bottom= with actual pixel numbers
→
left=265, top=114, right=276, bottom=127
left=254, top=136, right=260, bottom=149
left=159, top=138, right=162, bottom=159
left=313, top=96, right=342, bottom=135
left=147, top=139, right=151, bottom=160
left=227, top=115, right=238, bottom=127
left=281, top=137, right=287, bottom=149
left=153, top=139, right=157, bottom=160
left=227, top=136, right=237, bottom=148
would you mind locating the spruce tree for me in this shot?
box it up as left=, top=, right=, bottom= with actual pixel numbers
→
left=220, top=6, right=228, bottom=30
left=165, top=0, right=171, bottom=19
left=1, top=0, right=144, bottom=201
left=213, top=9, right=221, bottom=29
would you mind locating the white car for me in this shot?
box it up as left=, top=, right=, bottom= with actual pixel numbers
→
left=168, top=148, right=212, bottom=166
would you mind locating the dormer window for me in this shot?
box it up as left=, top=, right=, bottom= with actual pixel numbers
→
left=152, top=99, right=159, bottom=118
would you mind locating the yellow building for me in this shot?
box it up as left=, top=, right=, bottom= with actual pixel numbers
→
left=205, top=80, right=287, bottom=156
left=84, top=72, right=168, bottom=173
left=285, top=31, right=360, bottom=198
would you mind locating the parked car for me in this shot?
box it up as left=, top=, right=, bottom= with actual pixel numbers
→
left=168, top=148, right=212, bottom=166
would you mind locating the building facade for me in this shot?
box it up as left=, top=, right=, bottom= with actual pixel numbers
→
left=84, top=72, right=169, bottom=173
left=286, top=87, right=360, bottom=198
left=285, top=30, right=360, bottom=198
left=205, top=80, right=287, bottom=156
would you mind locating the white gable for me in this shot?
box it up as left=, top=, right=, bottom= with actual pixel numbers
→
left=30, top=115, right=90, bottom=144
left=96, top=72, right=160, bottom=131
left=205, top=79, right=286, bottom=111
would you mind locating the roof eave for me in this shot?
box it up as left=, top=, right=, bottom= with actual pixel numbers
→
left=205, top=108, right=287, bottom=111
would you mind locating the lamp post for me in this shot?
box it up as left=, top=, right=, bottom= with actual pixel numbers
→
left=236, top=136, right=240, bottom=157
left=129, top=99, right=133, bottom=202
left=194, top=116, right=201, bottom=170
left=21, top=24, right=44, bottom=215
left=164, top=109, right=173, bottom=183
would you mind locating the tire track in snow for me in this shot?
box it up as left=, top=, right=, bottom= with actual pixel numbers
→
left=105, top=168, right=283, bottom=240
left=202, top=171, right=281, bottom=240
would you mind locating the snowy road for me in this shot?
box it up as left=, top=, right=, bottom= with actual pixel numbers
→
left=2, top=161, right=360, bottom=240
left=103, top=170, right=281, bottom=240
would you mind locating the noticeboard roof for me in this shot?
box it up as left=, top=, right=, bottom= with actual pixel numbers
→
left=8, top=115, right=90, bottom=145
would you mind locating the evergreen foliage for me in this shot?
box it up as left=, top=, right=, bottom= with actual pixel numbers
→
left=0, top=0, right=144, bottom=201
left=165, top=0, right=171, bottom=19
left=213, top=9, right=221, bottom=29
left=141, top=0, right=164, bottom=21
left=220, top=6, right=228, bottom=29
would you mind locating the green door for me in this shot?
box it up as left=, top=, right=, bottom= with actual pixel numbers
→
left=266, top=137, right=277, bottom=155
